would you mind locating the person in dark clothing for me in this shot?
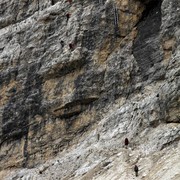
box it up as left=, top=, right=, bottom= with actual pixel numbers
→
left=66, top=13, right=70, bottom=22
left=134, top=165, right=139, bottom=177
left=67, top=0, right=72, bottom=3
left=69, top=43, right=74, bottom=50
left=124, top=138, right=129, bottom=148
left=60, top=40, right=64, bottom=48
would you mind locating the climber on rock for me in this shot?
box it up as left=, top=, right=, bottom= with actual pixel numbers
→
left=69, top=43, right=74, bottom=50
left=134, top=165, right=139, bottom=177
left=67, top=0, right=72, bottom=3
left=66, top=13, right=70, bottom=22
left=60, top=40, right=64, bottom=48
left=124, top=138, right=129, bottom=148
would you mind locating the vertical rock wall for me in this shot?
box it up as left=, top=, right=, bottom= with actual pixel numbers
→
left=0, top=0, right=179, bottom=179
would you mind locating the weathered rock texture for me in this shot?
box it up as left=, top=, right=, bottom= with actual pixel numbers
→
left=0, top=0, right=179, bottom=179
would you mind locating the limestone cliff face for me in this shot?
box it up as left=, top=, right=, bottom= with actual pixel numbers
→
left=0, top=0, right=179, bottom=179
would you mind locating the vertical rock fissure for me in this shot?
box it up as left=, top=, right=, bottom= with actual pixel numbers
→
left=133, top=0, right=163, bottom=80
left=113, top=4, right=120, bottom=38
left=1, top=62, right=43, bottom=167
left=22, top=134, right=29, bottom=167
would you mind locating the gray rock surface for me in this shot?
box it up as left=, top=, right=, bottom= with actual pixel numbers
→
left=0, top=0, right=179, bottom=179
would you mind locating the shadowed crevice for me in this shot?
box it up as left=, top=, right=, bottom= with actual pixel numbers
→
left=133, top=0, right=163, bottom=80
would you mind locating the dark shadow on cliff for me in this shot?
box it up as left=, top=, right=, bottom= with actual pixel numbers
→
left=133, top=0, right=163, bottom=80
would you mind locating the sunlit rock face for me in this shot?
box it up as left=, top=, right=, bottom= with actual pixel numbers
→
left=0, top=0, right=179, bottom=179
